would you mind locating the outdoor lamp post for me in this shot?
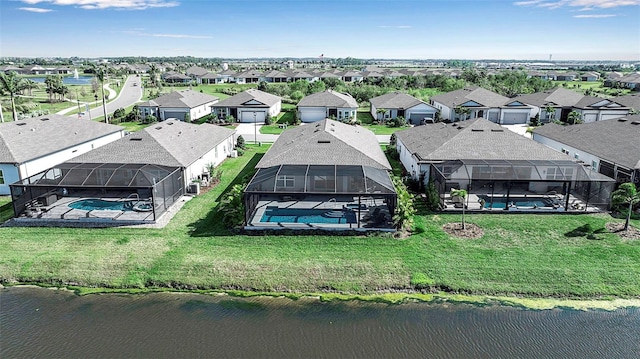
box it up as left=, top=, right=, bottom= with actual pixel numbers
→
left=254, top=111, right=257, bottom=146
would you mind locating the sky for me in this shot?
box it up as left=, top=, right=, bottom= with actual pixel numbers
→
left=0, top=0, right=639, bottom=61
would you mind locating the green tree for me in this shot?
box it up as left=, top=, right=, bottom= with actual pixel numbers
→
left=376, top=107, right=387, bottom=122
left=454, top=105, right=470, bottom=121
left=20, top=79, right=38, bottom=97
left=611, top=183, right=640, bottom=231
left=391, top=177, right=416, bottom=232
left=567, top=110, right=582, bottom=125
left=451, top=189, right=468, bottom=229
left=544, top=105, right=556, bottom=122
left=218, top=184, right=246, bottom=227
left=0, top=71, right=24, bottom=122
left=308, top=80, right=326, bottom=94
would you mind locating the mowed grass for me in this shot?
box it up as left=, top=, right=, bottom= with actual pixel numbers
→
left=1, top=149, right=639, bottom=297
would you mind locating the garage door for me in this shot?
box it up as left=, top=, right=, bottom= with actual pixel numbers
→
left=582, top=114, right=597, bottom=123
left=502, top=113, right=528, bottom=124
left=163, top=111, right=186, bottom=121
left=300, top=109, right=326, bottom=123
left=409, top=112, right=434, bottom=125
left=240, top=110, right=266, bottom=123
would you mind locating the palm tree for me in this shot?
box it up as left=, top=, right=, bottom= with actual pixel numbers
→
left=376, top=108, right=387, bottom=123
left=95, top=67, right=108, bottom=123
left=454, top=105, right=470, bottom=121
left=21, top=79, right=38, bottom=97
left=451, top=188, right=468, bottom=229
left=567, top=110, right=582, bottom=125
left=611, top=183, right=640, bottom=231
left=0, top=71, right=24, bottom=122
left=544, top=105, right=555, bottom=122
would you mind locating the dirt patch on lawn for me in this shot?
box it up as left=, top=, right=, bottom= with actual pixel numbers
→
left=443, top=223, right=484, bottom=239
left=606, top=222, right=640, bottom=240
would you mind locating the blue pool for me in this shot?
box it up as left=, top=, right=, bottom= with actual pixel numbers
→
left=260, top=207, right=357, bottom=224
left=479, top=195, right=555, bottom=209
left=68, top=199, right=135, bottom=211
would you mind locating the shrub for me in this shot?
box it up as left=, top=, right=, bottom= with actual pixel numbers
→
left=264, top=114, right=272, bottom=125
left=217, top=184, right=246, bottom=227
left=425, top=179, right=441, bottom=211
left=236, top=135, right=246, bottom=150
left=392, top=176, right=416, bottom=232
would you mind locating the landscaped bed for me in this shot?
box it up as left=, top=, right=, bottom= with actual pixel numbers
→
left=0, top=144, right=639, bottom=300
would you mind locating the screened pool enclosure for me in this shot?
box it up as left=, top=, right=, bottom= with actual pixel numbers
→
left=244, top=164, right=397, bottom=229
left=430, top=159, right=616, bottom=211
left=10, top=162, right=184, bottom=223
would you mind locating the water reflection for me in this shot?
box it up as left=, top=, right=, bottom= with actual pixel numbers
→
left=1, top=287, right=638, bottom=359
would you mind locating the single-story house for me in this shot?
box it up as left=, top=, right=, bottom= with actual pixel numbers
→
left=186, top=66, right=210, bottom=84
left=9, top=120, right=236, bottom=224
left=580, top=72, right=600, bottom=82
left=0, top=114, right=124, bottom=195
left=138, top=89, right=219, bottom=122
left=235, top=70, right=264, bottom=84
left=430, top=87, right=532, bottom=124
left=161, top=71, right=192, bottom=84
left=515, top=88, right=629, bottom=123
left=211, top=89, right=282, bottom=123
left=296, top=90, right=358, bottom=123
left=244, top=119, right=397, bottom=231
left=395, top=118, right=615, bottom=212
left=369, top=92, right=438, bottom=125
left=533, top=115, right=640, bottom=186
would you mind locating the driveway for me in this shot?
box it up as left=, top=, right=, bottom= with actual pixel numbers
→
left=235, top=123, right=279, bottom=143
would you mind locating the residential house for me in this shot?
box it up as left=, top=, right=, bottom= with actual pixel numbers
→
left=138, top=89, right=219, bottom=122
left=296, top=90, right=358, bottom=123
left=244, top=119, right=397, bottom=230
left=612, top=93, right=640, bottom=113
left=369, top=92, right=438, bottom=125
left=580, top=72, right=600, bottom=82
left=185, top=66, right=210, bottom=84
left=211, top=89, right=282, bottom=123
left=0, top=114, right=124, bottom=195
left=264, top=70, right=289, bottom=83
left=395, top=118, right=614, bottom=211
left=515, top=88, right=629, bottom=123
left=235, top=70, right=264, bottom=84
left=430, top=86, right=532, bottom=124
left=533, top=115, right=640, bottom=185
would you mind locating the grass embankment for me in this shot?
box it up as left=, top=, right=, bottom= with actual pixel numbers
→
left=1, top=148, right=639, bottom=301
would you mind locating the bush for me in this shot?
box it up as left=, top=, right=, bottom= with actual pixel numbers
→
left=392, top=176, right=416, bottom=232
left=410, top=272, right=435, bottom=289
left=264, top=114, right=272, bottom=125
left=388, top=116, right=406, bottom=128
left=236, top=135, right=246, bottom=150
left=425, top=180, right=441, bottom=211
left=217, top=184, right=246, bottom=227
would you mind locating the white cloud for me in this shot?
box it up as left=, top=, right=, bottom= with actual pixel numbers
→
left=514, top=0, right=640, bottom=9
left=120, top=30, right=211, bottom=39
left=18, top=7, right=52, bottom=12
left=19, top=0, right=179, bottom=10
left=573, top=14, right=617, bottom=17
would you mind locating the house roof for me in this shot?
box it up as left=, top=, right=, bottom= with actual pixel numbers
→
left=138, top=89, right=218, bottom=109
left=0, top=114, right=124, bottom=164
left=185, top=66, right=210, bottom=77
left=395, top=118, right=570, bottom=162
left=369, top=91, right=428, bottom=110
left=297, top=90, right=358, bottom=108
left=256, top=119, right=390, bottom=170
left=532, top=115, right=640, bottom=169
left=430, top=87, right=511, bottom=108
left=612, top=93, right=640, bottom=110
left=70, top=120, right=235, bottom=168
left=212, top=89, right=281, bottom=108
left=514, top=88, right=585, bottom=107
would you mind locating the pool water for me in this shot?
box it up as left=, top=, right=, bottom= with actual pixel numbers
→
left=479, top=195, right=555, bottom=209
left=260, top=207, right=357, bottom=224
left=68, top=199, right=135, bottom=211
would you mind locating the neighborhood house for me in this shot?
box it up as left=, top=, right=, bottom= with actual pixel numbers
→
left=211, top=89, right=282, bottom=123
left=138, top=89, right=219, bottom=122
left=296, top=90, right=358, bottom=123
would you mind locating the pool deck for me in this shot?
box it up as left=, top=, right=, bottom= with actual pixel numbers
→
left=246, top=197, right=394, bottom=231
left=441, top=192, right=604, bottom=213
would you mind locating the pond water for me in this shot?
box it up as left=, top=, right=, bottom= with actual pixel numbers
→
left=29, top=76, right=95, bottom=85
left=1, top=287, right=638, bottom=358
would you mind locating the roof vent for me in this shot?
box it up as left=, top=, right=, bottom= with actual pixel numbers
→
left=632, top=121, right=640, bottom=125
left=40, top=118, right=49, bottom=121
left=617, top=118, right=627, bottom=122
left=15, top=122, right=26, bottom=126
left=471, top=129, right=483, bottom=132
left=130, top=137, right=143, bottom=141
left=457, top=126, right=464, bottom=130
left=318, top=140, right=331, bottom=144
left=491, top=129, right=504, bottom=132
left=155, top=126, right=162, bottom=130
left=168, top=122, right=174, bottom=125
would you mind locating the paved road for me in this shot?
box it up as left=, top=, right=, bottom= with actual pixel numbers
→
left=72, top=75, right=143, bottom=122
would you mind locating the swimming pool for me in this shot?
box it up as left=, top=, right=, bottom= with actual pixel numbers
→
left=260, top=207, right=357, bottom=224
left=479, top=195, right=555, bottom=209
left=68, top=199, right=136, bottom=211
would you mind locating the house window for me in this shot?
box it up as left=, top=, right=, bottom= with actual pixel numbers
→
left=591, top=161, right=598, bottom=171
left=313, top=175, right=333, bottom=190
left=0, top=169, right=4, bottom=185
left=276, top=175, right=295, bottom=188
left=574, top=153, right=580, bottom=160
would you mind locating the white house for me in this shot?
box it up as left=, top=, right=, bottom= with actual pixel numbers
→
left=430, top=87, right=532, bottom=124
left=296, top=90, right=358, bottom=123
left=70, top=120, right=236, bottom=189
left=211, top=89, right=282, bottom=123
left=369, top=92, right=438, bottom=125
left=0, top=114, right=124, bottom=195
left=138, top=89, right=219, bottom=122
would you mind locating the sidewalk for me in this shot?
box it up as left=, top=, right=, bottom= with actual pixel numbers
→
left=56, top=81, right=120, bottom=116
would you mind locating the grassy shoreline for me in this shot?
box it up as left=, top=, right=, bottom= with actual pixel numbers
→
left=1, top=145, right=639, bottom=307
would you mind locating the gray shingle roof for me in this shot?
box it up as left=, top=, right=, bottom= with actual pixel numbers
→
left=613, top=93, right=640, bottom=110
left=70, top=120, right=235, bottom=168
left=395, top=118, right=571, bottom=162
left=297, top=90, right=358, bottom=108
left=212, top=89, right=281, bottom=108
left=0, top=114, right=124, bottom=164
left=430, top=87, right=511, bottom=108
left=138, top=89, right=218, bottom=109
left=369, top=91, right=426, bottom=109
left=515, top=88, right=585, bottom=107
left=256, top=119, right=390, bottom=169
left=532, top=115, right=640, bottom=169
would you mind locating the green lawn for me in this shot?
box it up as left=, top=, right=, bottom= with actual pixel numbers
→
left=260, top=111, right=296, bottom=134
left=1, top=147, right=639, bottom=298
left=358, top=110, right=408, bottom=135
